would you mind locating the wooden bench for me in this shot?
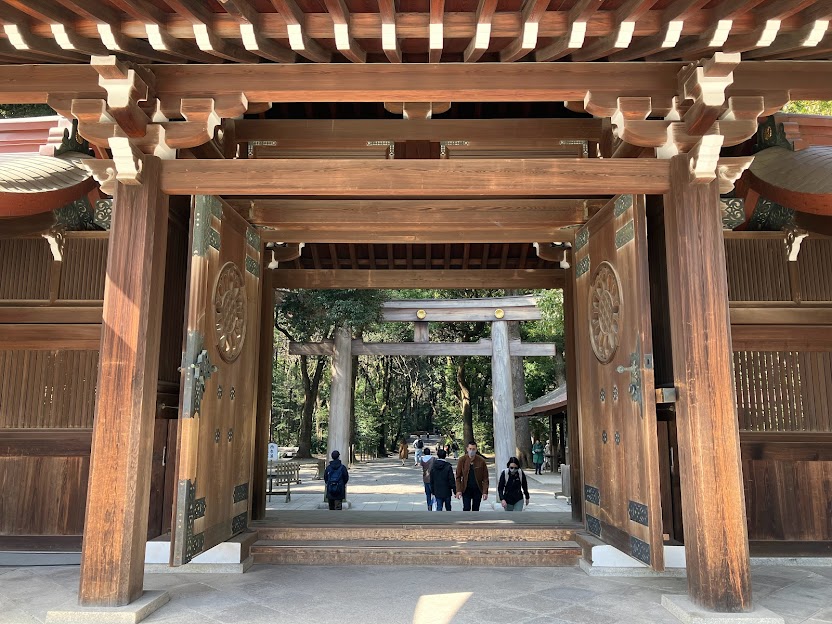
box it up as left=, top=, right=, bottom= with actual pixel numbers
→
left=266, top=462, right=301, bottom=503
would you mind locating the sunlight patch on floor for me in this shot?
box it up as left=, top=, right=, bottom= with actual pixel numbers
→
left=413, top=591, right=472, bottom=624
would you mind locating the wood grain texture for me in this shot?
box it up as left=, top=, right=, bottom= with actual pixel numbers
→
left=0, top=324, right=101, bottom=349
left=0, top=429, right=92, bottom=456
left=0, top=307, right=103, bottom=323
left=731, top=325, right=832, bottom=350
left=155, top=158, right=671, bottom=196
left=563, top=258, right=582, bottom=521
left=663, top=155, right=751, bottom=612
left=79, top=156, right=169, bottom=607
left=271, top=269, right=564, bottom=289
left=252, top=267, right=273, bottom=521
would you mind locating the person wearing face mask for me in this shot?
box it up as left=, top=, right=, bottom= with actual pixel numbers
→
left=498, top=456, right=530, bottom=511
left=454, top=441, right=489, bottom=511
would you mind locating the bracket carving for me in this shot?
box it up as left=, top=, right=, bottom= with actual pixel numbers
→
left=716, top=156, right=754, bottom=194
left=678, top=52, right=740, bottom=136
left=785, top=227, right=809, bottom=262
left=109, top=137, right=144, bottom=186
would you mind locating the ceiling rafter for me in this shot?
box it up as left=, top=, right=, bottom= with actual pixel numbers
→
left=2, top=0, right=110, bottom=56
left=324, top=0, right=365, bottom=63
left=217, top=0, right=296, bottom=63
left=535, top=0, right=604, bottom=62
left=609, top=0, right=712, bottom=61
left=722, top=0, right=819, bottom=54
left=377, top=0, right=401, bottom=63
left=0, top=4, right=87, bottom=62
left=570, top=0, right=660, bottom=61
left=464, top=0, right=497, bottom=62
left=429, top=0, right=445, bottom=63
left=500, top=0, right=549, bottom=62
left=269, top=0, right=331, bottom=63
left=744, top=2, right=832, bottom=59
left=163, top=0, right=261, bottom=62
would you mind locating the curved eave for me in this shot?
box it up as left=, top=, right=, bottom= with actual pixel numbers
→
left=0, top=154, right=96, bottom=218
left=515, top=386, right=567, bottom=418
left=748, top=146, right=832, bottom=217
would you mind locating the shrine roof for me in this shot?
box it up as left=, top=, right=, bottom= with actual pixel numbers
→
left=0, top=153, right=96, bottom=217
left=515, top=385, right=567, bottom=418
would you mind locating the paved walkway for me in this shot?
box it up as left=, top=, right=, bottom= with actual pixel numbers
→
left=270, top=452, right=571, bottom=513
left=3, top=562, right=832, bottom=623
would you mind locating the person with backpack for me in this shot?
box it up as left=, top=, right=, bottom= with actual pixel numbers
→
left=414, top=435, right=424, bottom=466
left=430, top=448, right=456, bottom=511
left=498, top=456, right=530, bottom=511
left=420, top=447, right=436, bottom=510
left=324, top=450, right=349, bottom=510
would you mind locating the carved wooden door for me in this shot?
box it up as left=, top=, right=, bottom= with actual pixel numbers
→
left=171, top=196, right=262, bottom=566
left=573, top=194, right=664, bottom=570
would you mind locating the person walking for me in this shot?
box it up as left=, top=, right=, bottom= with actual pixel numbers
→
left=532, top=438, right=545, bottom=475
left=324, top=450, right=349, bottom=510
left=430, top=448, right=456, bottom=511
left=420, top=447, right=436, bottom=510
left=414, top=435, right=424, bottom=466
left=398, top=439, right=409, bottom=466
left=455, top=441, right=489, bottom=511
left=498, top=456, right=530, bottom=511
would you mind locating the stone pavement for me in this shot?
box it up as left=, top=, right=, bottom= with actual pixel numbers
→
left=2, top=561, right=832, bottom=623
left=270, top=452, right=571, bottom=513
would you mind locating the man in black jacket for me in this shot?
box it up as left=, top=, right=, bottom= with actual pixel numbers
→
left=429, top=448, right=456, bottom=511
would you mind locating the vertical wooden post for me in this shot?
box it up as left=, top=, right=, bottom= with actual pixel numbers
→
left=563, top=268, right=582, bottom=521
left=491, top=320, right=516, bottom=485
left=663, top=155, right=751, bottom=612
left=328, top=325, right=352, bottom=463
left=79, top=156, right=169, bottom=607
left=252, top=265, right=274, bottom=521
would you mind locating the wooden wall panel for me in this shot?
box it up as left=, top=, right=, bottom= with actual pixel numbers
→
left=0, top=350, right=98, bottom=428
left=733, top=350, right=832, bottom=433
left=0, top=455, right=89, bottom=535
left=724, top=237, right=790, bottom=302
left=57, top=235, right=108, bottom=301
left=0, top=238, right=50, bottom=300
left=797, top=238, right=832, bottom=302
left=158, top=222, right=188, bottom=385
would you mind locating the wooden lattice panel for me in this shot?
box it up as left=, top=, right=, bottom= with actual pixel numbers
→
left=0, top=350, right=98, bottom=428
left=724, top=237, right=791, bottom=302
left=57, top=235, right=108, bottom=301
left=797, top=238, right=832, bottom=302
left=734, top=350, right=832, bottom=432
left=0, top=238, right=51, bottom=301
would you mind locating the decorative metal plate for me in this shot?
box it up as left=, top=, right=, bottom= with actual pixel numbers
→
left=233, top=483, right=249, bottom=503
left=721, top=198, right=745, bottom=230
left=217, top=385, right=223, bottom=399
left=599, top=388, right=606, bottom=402
left=630, top=536, right=651, bottom=565
left=93, top=199, right=112, bottom=230
left=214, top=428, right=220, bottom=443
left=584, top=484, right=601, bottom=506
left=245, top=255, right=260, bottom=277
left=602, top=430, right=608, bottom=444
left=227, top=428, right=234, bottom=442
left=231, top=512, right=247, bottom=535
left=586, top=514, right=601, bottom=537
left=615, top=431, right=621, bottom=446
left=246, top=226, right=261, bottom=250
left=612, top=385, right=619, bottom=402
left=589, top=261, right=622, bottom=364
left=628, top=500, right=649, bottom=526
left=576, top=255, right=590, bottom=278
left=213, top=262, right=247, bottom=363
left=186, top=347, right=216, bottom=417
left=615, top=220, right=635, bottom=249
left=175, top=480, right=206, bottom=565
left=207, top=227, right=221, bottom=251
left=230, top=386, right=236, bottom=400
left=614, top=195, right=633, bottom=217
left=575, top=227, right=589, bottom=252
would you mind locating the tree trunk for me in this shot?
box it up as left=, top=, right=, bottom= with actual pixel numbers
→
left=296, top=355, right=325, bottom=458
left=457, top=357, right=474, bottom=445
left=509, top=322, right=533, bottom=468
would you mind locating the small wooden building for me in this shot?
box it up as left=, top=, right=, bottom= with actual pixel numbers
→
left=0, top=0, right=831, bottom=617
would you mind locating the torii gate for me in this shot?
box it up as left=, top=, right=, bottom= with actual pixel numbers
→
left=288, top=295, right=557, bottom=483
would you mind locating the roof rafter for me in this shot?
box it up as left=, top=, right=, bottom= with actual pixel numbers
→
left=217, top=0, right=296, bottom=63
left=163, top=0, right=261, bottom=62
left=377, top=0, right=401, bottom=63
left=464, top=0, right=497, bottom=62
left=324, top=0, right=366, bottom=63
left=268, top=0, right=331, bottom=62
left=501, top=0, right=549, bottom=62
left=535, top=0, right=605, bottom=62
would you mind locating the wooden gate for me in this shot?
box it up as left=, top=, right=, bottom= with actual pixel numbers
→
left=573, top=194, right=664, bottom=570
left=171, top=196, right=262, bottom=566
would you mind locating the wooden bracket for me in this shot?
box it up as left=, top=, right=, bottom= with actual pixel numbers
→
left=785, top=227, right=809, bottom=262
left=268, top=242, right=305, bottom=268
left=679, top=52, right=740, bottom=136
left=109, top=136, right=145, bottom=186
left=91, top=55, right=155, bottom=138
left=533, top=242, right=571, bottom=268
left=687, top=133, right=724, bottom=184
left=716, top=156, right=754, bottom=194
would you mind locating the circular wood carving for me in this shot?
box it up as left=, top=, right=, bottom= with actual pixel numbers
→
left=588, top=261, right=622, bottom=364
left=213, top=262, right=247, bottom=363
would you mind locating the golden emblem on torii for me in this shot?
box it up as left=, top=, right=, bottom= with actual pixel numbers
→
left=589, top=261, right=622, bottom=364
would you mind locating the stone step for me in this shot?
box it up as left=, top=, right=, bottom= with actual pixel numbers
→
left=251, top=539, right=582, bottom=567
left=256, top=525, right=577, bottom=543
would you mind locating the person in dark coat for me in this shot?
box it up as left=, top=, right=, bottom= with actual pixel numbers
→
left=498, top=456, right=530, bottom=511
left=429, top=448, right=456, bottom=511
left=324, top=450, right=349, bottom=510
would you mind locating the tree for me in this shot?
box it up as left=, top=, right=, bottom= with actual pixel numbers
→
left=275, top=289, right=387, bottom=457
left=782, top=100, right=832, bottom=116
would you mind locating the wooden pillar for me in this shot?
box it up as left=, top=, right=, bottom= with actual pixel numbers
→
left=252, top=266, right=274, bottom=521
left=491, top=320, right=516, bottom=485
left=563, top=270, right=582, bottom=521
left=328, top=325, right=352, bottom=463
left=79, top=156, right=169, bottom=607
left=663, top=155, right=751, bottom=612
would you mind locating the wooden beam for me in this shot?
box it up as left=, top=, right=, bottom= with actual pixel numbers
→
left=571, top=0, right=660, bottom=61
left=0, top=306, right=103, bottom=324
left=151, top=159, right=672, bottom=196
left=429, top=0, right=445, bottom=63
left=328, top=325, right=352, bottom=463
left=6, top=62, right=832, bottom=106
left=252, top=266, right=273, bottom=521
left=383, top=308, right=542, bottom=322
left=731, top=324, right=832, bottom=351
left=663, top=154, right=751, bottom=612
left=324, top=0, right=366, bottom=63
left=269, top=0, right=331, bottom=62
left=729, top=306, right=832, bottom=325
left=377, top=0, right=401, bottom=63
left=535, top=0, right=603, bottom=62
left=231, top=118, right=604, bottom=144
left=289, top=338, right=556, bottom=356
left=464, top=0, right=497, bottom=62
left=217, top=0, right=297, bottom=63
left=272, top=269, right=563, bottom=289
left=246, top=199, right=592, bottom=243
left=0, top=324, right=101, bottom=349
left=78, top=156, right=169, bottom=606
left=501, top=0, right=549, bottom=62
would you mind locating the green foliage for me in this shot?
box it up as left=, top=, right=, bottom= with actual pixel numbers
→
left=782, top=101, right=832, bottom=116
left=0, top=104, right=55, bottom=119
left=277, top=289, right=388, bottom=340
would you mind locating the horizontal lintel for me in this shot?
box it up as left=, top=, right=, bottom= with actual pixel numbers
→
left=271, top=269, right=564, bottom=289
left=288, top=338, right=555, bottom=356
